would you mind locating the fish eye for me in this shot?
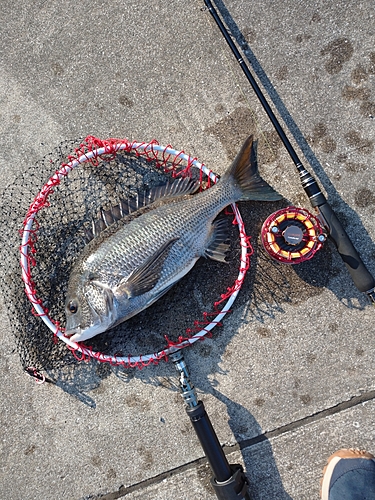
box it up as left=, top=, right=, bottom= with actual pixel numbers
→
left=68, top=300, right=78, bottom=314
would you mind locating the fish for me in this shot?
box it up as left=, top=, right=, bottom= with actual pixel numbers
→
left=64, top=135, right=282, bottom=343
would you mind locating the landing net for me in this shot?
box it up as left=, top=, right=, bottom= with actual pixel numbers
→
left=2, top=137, right=251, bottom=371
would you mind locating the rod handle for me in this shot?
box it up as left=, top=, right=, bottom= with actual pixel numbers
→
left=318, top=203, right=375, bottom=295
left=187, top=401, right=232, bottom=482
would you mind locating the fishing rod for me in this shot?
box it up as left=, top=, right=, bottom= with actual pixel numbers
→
left=204, top=0, right=375, bottom=304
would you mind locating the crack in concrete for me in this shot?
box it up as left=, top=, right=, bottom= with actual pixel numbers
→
left=237, top=390, right=375, bottom=450
left=89, top=390, right=375, bottom=499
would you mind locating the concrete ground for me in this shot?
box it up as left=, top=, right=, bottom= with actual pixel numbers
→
left=1, top=0, right=374, bottom=499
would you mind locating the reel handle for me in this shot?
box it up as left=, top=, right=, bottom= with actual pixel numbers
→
left=318, top=202, right=375, bottom=297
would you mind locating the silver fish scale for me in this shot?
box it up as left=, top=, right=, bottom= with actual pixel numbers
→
left=82, top=181, right=237, bottom=294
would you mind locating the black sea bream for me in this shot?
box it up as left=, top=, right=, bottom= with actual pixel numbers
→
left=65, top=136, right=281, bottom=343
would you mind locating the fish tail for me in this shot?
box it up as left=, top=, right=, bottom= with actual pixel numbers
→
left=221, top=135, right=282, bottom=202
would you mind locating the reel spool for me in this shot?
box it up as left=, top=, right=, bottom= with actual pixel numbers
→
left=261, top=206, right=326, bottom=264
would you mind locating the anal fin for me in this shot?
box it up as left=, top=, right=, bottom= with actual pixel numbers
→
left=204, top=218, right=231, bottom=263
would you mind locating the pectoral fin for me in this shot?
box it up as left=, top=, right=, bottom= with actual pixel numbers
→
left=117, top=238, right=178, bottom=298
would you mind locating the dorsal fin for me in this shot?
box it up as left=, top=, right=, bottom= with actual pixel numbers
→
left=83, top=177, right=200, bottom=243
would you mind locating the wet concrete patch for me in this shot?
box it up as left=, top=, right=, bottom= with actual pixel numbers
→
left=307, top=122, right=336, bottom=154
left=354, top=188, right=375, bottom=208
left=205, top=106, right=258, bottom=160
left=344, top=161, right=367, bottom=173
left=320, top=38, right=354, bottom=74
left=205, top=106, right=285, bottom=166
left=342, top=85, right=371, bottom=101
left=340, top=51, right=375, bottom=118
left=351, top=65, right=368, bottom=84
left=345, top=131, right=374, bottom=154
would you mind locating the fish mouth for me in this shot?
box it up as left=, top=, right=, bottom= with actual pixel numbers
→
left=65, top=323, right=109, bottom=344
left=64, top=327, right=81, bottom=342
left=64, top=296, right=115, bottom=343
left=68, top=332, right=84, bottom=343
left=66, top=328, right=87, bottom=344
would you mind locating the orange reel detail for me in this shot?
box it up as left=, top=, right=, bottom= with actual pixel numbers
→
left=261, top=207, right=326, bottom=264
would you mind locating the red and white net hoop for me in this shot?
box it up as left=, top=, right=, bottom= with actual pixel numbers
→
left=20, top=137, right=251, bottom=369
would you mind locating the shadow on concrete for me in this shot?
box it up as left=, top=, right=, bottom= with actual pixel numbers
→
left=211, top=387, right=293, bottom=499
left=208, top=0, right=375, bottom=306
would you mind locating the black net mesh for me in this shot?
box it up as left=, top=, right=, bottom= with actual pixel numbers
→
left=0, top=138, right=242, bottom=373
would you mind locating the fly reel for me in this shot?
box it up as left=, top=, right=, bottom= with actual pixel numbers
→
left=261, top=207, right=326, bottom=264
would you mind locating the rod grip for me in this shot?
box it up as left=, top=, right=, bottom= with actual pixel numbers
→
left=318, top=203, right=375, bottom=293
